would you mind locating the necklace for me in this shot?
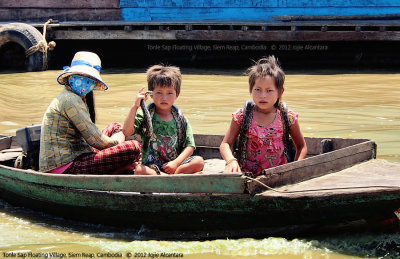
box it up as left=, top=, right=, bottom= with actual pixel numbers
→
left=255, top=107, right=277, bottom=127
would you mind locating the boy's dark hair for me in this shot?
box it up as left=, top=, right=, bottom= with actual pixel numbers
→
left=246, top=56, right=285, bottom=95
left=146, top=65, right=182, bottom=95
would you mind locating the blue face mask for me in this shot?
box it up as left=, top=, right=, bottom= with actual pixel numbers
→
left=68, top=75, right=96, bottom=96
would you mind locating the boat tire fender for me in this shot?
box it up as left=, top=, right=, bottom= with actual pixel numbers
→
left=0, top=23, right=45, bottom=71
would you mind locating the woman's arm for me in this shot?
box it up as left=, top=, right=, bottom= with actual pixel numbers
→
left=63, top=94, right=118, bottom=149
left=220, top=119, right=241, bottom=172
left=290, top=120, right=307, bottom=160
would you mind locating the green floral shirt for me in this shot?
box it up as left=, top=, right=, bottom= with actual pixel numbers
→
left=134, top=111, right=195, bottom=165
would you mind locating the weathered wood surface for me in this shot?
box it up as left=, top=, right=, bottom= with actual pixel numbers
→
left=176, top=30, right=400, bottom=42
left=120, top=7, right=400, bottom=22
left=0, top=136, right=11, bottom=151
left=0, top=165, right=245, bottom=194
left=2, top=0, right=400, bottom=23
left=275, top=14, right=400, bottom=21
left=0, top=0, right=120, bottom=22
left=0, top=133, right=374, bottom=159
left=120, top=0, right=400, bottom=8
left=0, top=174, right=249, bottom=213
left=194, top=134, right=371, bottom=156
left=0, top=0, right=119, bottom=8
left=194, top=134, right=222, bottom=159
left=1, top=159, right=399, bottom=232
left=51, top=30, right=176, bottom=40
left=0, top=132, right=398, bottom=232
left=118, top=0, right=400, bottom=21
left=244, top=159, right=400, bottom=229
left=3, top=19, right=399, bottom=41
left=21, top=20, right=400, bottom=27
left=194, top=134, right=223, bottom=147
left=258, top=159, right=400, bottom=197
left=37, top=23, right=400, bottom=41
left=0, top=148, right=20, bottom=162
left=0, top=174, right=257, bottom=231
left=0, top=9, right=121, bottom=22
left=0, top=135, right=23, bottom=150
left=0, top=134, right=378, bottom=195
left=247, top=140, right=376, bottom=194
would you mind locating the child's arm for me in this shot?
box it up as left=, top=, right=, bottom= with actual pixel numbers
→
left=290, top=120, right=308, bottom=160
left=220, top=119, right=241, bottom=172
left=162, top=146, right=194, bottom=174
left=122, top=86, right=147, bottom=136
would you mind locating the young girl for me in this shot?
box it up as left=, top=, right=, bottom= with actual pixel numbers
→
left=220, top=56, right=307, bottom=176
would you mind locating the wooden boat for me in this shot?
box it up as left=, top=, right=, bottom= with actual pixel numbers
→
left=0, top=133, right=399, bottom=239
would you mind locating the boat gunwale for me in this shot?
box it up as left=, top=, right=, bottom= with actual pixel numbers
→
left=1, top=134, right=399, bottom=232
left=247, top=138, right=377, bottom=193
left=2, top=168, right=400, bottom=230
left=0, top=164, right=246, bottom=194
left=2, top=167, right=400, bottom=210
left=0, top=134, right=377, bottom=195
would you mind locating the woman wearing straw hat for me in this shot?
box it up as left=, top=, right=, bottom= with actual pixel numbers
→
left=39, top=51, right=142, bottom=174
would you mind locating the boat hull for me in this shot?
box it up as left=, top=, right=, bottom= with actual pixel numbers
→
left=1, top=134, right=399, bottom=238
left=1, top=162, right=399, bottom=235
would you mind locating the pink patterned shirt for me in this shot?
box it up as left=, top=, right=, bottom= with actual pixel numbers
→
left=233, top=108, right=298, bottom=176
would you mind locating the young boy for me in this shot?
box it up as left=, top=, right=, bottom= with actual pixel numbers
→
left=122, top=65, right=204, bottom=175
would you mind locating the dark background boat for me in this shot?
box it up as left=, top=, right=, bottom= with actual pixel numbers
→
left=2, top=0, right=400, bottom=70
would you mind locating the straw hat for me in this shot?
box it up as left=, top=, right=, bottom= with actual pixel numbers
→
left=57, top=51, right=108, bottom=90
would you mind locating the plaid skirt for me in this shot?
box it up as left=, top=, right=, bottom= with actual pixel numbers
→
left=65, top=122, right=141, bottom=174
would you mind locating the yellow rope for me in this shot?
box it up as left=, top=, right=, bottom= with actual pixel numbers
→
left=244, top=176, right=400, bottom=194
left=25, top=19, right=56, bottom=70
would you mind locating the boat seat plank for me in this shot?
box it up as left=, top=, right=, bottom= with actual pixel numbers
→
left=0, top=136, right=12, bottom=150
left=193, top=134, right=370, bottom=156
left=257, top=159, right=400, bottom=198
left=0, top=151, right=20, bottom=162
left=194, top=134, right=224, bottom=147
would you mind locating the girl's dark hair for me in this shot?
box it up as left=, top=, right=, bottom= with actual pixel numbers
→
left=246, top=56, right=285, bottom=106
left=85, top=91, right=96, bottom=123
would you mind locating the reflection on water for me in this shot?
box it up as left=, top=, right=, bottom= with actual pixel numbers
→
left=0, top=69, right=399, bottom=258
left=0, top=197, right=399, bottom=258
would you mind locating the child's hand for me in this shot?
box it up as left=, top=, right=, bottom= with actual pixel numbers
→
left=225, top=159, right=241, bottom=173
left=110, top=131, right=126, bottom=144
left=162, top=161, right=179, bottom=174
left=134, top=86, right=148, bottom=109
